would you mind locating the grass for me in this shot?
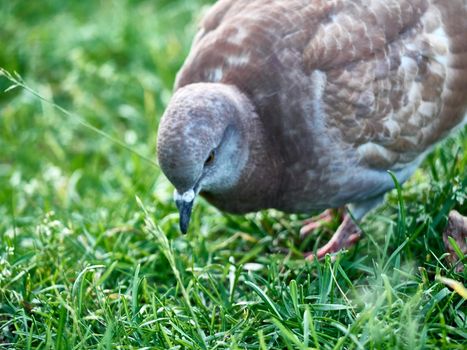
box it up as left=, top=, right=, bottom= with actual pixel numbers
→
left=0, top=0, right=466, bottom=348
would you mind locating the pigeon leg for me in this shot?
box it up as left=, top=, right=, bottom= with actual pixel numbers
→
left=443, top=210, right=466, bottom=269
left=305, top=213, right=361, bottom=261
left=300, top=209, right=341, bottom=238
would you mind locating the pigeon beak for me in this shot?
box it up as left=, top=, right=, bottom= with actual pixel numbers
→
left=174, top=189, right=196, bottom=234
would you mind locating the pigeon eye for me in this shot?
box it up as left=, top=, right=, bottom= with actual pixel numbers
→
left=205, top=150, right=216, bottom=166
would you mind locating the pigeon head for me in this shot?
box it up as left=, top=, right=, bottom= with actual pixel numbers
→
left=157, top=83, right=252, bottom=233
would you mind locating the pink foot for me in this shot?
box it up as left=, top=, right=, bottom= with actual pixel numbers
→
left=300, top=209, right=339, bottom=239
left=305, top=214, right=361, bottom=261
left=443, top=210, right=466, bottom=270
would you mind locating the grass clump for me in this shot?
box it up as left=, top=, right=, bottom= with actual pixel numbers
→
left=0, top=0, right=466, bottom=349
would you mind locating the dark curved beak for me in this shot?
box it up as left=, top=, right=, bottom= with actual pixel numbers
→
left=175, top=199, right=194, bottom=234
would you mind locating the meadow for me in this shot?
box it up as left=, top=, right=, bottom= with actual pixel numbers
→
left=0, top=0, right=466, bottom=349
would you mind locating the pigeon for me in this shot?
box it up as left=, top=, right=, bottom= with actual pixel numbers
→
left=157, top=0, right=467, bottom=260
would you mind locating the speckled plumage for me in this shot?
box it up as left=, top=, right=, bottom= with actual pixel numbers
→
left=157, top=0, right=467, bottom=221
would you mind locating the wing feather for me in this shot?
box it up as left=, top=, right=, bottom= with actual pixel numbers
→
left=314, top=0, right=466, bottom=169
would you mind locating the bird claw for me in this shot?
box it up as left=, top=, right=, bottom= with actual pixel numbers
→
left=305, top=214, right=361, bottom=261
left=299, top=209, right=338, bottom=239
left=443, top=210, right=467, bottom=271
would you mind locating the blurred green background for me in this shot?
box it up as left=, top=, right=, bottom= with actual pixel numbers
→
left=0, top=0, right=466, bottom=349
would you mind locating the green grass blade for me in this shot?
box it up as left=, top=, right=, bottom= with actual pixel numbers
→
left=245, top=280, right=284, bottom=321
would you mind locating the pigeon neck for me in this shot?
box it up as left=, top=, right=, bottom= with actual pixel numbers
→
left=229, top=87, right=282, bottom=210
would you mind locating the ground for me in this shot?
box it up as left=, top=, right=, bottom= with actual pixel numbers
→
left=0, top=0, right=466, bottom=349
